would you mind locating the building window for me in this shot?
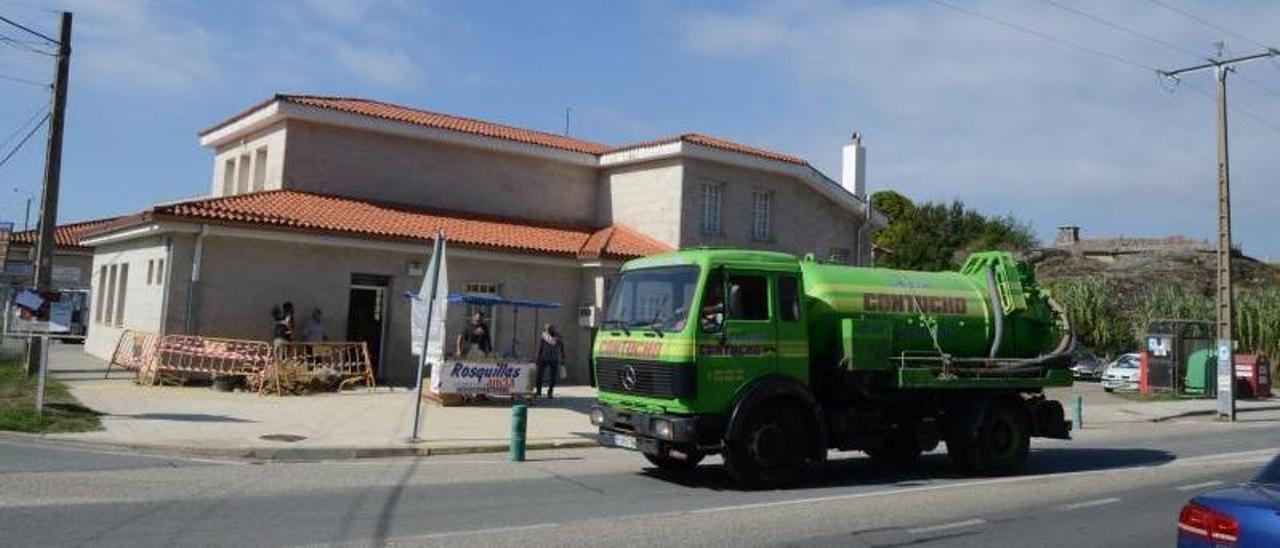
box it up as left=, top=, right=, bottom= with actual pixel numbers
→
left=751, top=191, right=771, bottom=241
left=236, top=154, right=251, bottom=194
left=252, top=147, right=267, bottom=192
left=828, top=247, right=851, bottom=264
left=104, top=264, right=117, bottom=324
left=156, top=258, right=164, bottom=285
left=146, top=260, right=154, bottom=285
left=701, top=183, right=721, bottom=235
left=222, top=158, right=235, bottom=195
left=95, top=266, right=107, bottom=324
left=114, top=263, right=129, bottom=326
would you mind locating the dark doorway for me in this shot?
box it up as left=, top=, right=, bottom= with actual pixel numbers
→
left=347, top=274, right=390, bottom=383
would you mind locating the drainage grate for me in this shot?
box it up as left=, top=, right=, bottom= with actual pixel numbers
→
left=260, top=434, right=308, bottom=443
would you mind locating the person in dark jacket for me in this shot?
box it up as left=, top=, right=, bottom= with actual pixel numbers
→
left=534, top=323, right=564, bottom=399
left=455, top=311, right=492, bottom=358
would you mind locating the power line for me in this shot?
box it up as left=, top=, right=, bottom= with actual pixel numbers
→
left=0, top=72, right=48, bottom=87
left=0, top=14, right=56, bottom=44
left=0, top=103, right=48, bottom=150
left=1182, top=80, right=1280, bottom=133
left=1038, top=0, right=1209, bottom=61
left=0, top=111, right=49, bottom=170
left=1144, top=0, right=1275, bottom=51
left=1, top=34, right=56, bottom=56
left=1234, top=71, right=1280, bottom=100
left=925, top=0, right=1155, bottom=72
left=924, top=0, right=1280, bottom=134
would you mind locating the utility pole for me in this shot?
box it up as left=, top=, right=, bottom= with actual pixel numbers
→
left=1161, top=47, right=1278, bottom=421
left=26, top=12, right=72, bottom=376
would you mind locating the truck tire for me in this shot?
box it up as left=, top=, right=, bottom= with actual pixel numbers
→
left=724, top=403, right=807, bottom=489
left=865, top=426, right=922, bottom=467
left=644, top=451, right=704, bottom=471
left=968, top=399, right=1030, bottom=475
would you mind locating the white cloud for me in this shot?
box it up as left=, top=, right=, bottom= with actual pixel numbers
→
left=59, top=0, right=221, bottom=92
left=676, top=0, right=1280, bottom=254
left=331, top=42, right=424, bottom=88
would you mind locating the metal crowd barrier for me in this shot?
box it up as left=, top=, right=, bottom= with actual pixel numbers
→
left=107, top=331, right=374, bottom=395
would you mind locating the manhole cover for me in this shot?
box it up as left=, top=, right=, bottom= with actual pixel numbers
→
left=260, top=434, right=308, bottom=443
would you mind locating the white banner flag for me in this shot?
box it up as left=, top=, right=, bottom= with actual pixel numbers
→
left=411, top=236, right=448, bottom=367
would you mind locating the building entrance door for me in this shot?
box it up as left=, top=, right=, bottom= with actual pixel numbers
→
left=347, top=274, right=389, bottom=382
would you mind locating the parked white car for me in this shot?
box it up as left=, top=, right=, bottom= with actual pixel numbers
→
left=1101, top=353, right=1142, bottom=392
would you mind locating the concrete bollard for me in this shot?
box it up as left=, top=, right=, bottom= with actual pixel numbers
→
left=511, top=403, right=528, bottom=462
left=1074, top=393, right=1083, bottom=432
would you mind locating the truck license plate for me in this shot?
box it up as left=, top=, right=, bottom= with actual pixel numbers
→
left=611, top=433, right=637, bottom=450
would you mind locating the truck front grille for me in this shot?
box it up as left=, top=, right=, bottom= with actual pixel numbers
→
left=595, top=359, right=696, bottom=399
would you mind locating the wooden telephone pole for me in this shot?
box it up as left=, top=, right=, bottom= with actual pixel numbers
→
left=26, top=12, right=72, bottom=376
left=1160, top=47, right=1278, bottom=421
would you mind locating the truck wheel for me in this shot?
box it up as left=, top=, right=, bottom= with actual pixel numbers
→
left=866, top=427, right=922, bottom=466
left=969, top=400, right=1030, bottom=475
left=644, top=451, right=704, bottom=471
left=724, top=403, right=806, bottom=489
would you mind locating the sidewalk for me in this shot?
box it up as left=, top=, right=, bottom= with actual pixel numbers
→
left=1046, top=384, right=1280, bottom=426
left=36, top=344, right=600, bottom=459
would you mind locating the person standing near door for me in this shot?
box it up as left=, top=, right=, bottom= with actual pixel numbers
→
left=455, top=311, right=492, bottom=359
left=535, top=323, right=564, bottom=400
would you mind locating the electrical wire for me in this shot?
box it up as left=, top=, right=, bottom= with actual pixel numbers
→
left=0, top=104, right=47, bottom=151
left=0, top=72, right=47, bottom=87
left=1234, top=72, right=1280, bottom=100
left=1038, top=0, right=1210, bottom=61
left=923, top=0, right=1280, bottom=135
left=1143, top=0, right=1275, bottom=51
left=0, top=14, right=56, bottom=45
left=924, top=0, right=1155, bottom=73
left=0, top=111, right=48, bottom=170
left=1, top=34, right=55, bottom=56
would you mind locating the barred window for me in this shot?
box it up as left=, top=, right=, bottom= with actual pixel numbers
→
left=829, top=247, right=851, bottom=264
left=701, top=183, right=721, bottom=235
left=751, top=191, right=771, bottom=241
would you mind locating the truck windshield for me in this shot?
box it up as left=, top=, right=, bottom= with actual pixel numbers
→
left=605, top=266, right=699, bottom=333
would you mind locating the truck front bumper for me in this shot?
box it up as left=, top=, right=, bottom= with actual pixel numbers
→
left=591, top=404, right=722, bottom=457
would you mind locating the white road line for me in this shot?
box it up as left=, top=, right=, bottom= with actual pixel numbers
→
left=0, top=438, right=246, bottom=466
left=1061, top=497, right=1120, bottom=510
left=390, top=523, right=560, bottom=543
left=906, top=518, right=987, bottom=535
left=1176, top=480, right=1225, bottom=491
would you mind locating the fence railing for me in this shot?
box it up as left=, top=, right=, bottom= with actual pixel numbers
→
left=109, top=331, right=375, bottom=395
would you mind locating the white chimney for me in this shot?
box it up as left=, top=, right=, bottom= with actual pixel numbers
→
left=841, top=132, right=866, bottom=198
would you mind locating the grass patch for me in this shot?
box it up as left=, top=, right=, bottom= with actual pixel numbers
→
left=0, top=359, right=101, bottom=433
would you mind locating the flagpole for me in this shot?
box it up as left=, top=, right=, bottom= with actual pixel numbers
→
left=410, top=230, right=444, bottom=442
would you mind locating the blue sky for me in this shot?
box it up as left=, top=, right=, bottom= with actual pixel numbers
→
left=1, top=0, right=1278, bottom=258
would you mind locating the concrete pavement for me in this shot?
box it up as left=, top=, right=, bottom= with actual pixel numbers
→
left=42, top=344, right=599, bottom=459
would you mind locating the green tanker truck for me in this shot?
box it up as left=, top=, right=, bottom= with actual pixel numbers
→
left=589, top=248, right=1074, bottom=488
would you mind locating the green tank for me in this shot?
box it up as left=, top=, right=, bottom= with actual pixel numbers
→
left=801, top=251, right=1068, bottom=372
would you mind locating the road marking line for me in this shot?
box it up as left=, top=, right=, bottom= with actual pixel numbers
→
left=0, top=438, right=246, bottom=466
left=1176, top=480, right=1225, bottom=491
left=1061, top=497, right=1120, bottom=510
left=389, top=523, right=560, bottom=543
left=906, top=518, right=986, bottom=535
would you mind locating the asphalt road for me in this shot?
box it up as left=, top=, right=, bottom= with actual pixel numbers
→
left=0, top=414, right=1276, bottom=548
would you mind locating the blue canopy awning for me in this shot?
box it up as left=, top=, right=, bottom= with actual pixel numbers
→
left=403, top=291, right=562, bottom=309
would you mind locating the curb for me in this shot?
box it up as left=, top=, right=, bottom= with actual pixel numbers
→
left=1146, top=403, right=1280, bottom=423
left=0, top=431, right=601, bottom=461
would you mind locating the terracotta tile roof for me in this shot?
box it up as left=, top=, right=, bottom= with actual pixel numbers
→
left=113, top=190, right=669, bottom=260
left=10, top=217, right=122, bottom=250
left=203, top=95, right=812, bottom=168
left=203, top=94, right=612, bottom=155
left=607, top=133, right=807, bottom=166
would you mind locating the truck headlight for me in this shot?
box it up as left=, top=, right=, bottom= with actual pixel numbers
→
left=589, top=407, right=605, bottom=426
left=652, top=419, right=674, bottom=440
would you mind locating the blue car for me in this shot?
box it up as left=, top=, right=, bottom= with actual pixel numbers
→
left=1178, top=454, right=1280, bottom=547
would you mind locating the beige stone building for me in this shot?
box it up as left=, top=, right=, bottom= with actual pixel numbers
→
left=78, top=95, right=882, bottom=385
